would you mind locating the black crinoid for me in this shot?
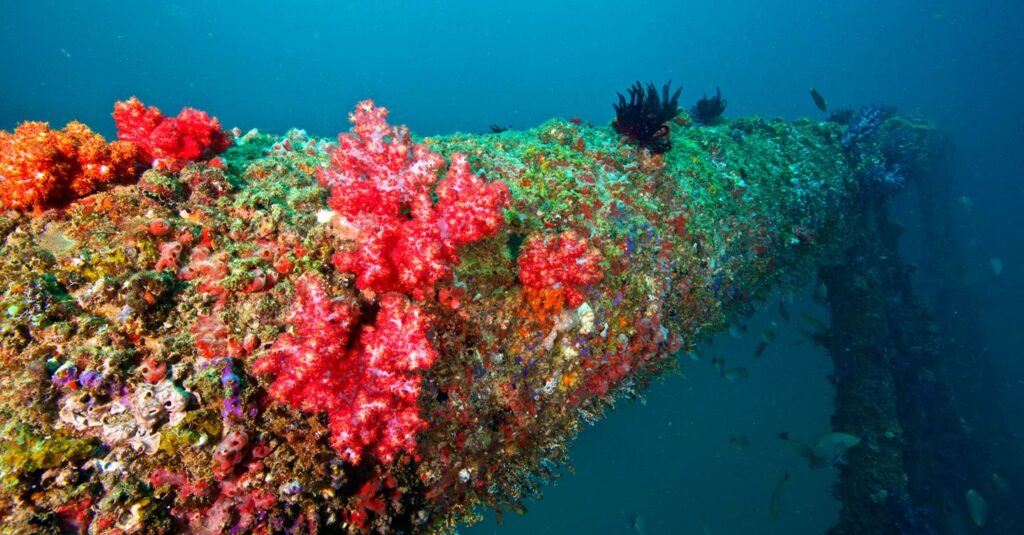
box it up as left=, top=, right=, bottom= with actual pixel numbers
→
left=690, top=87, right=727, bottom=126
left=612, top=80, right=682, bottom=154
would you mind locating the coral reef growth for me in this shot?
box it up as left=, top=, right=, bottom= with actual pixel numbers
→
left=518, top=230, right=605, bottom=308
left=0, top=96, right=931, bottom=533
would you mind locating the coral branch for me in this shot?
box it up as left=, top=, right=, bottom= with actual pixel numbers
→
left=253, top=276, right=436, bottom=464
left=319, top=100, right=509, bottom=300
left=113, top=97, right=230, bottom=172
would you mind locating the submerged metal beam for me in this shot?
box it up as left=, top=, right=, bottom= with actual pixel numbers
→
left=0, top=105, right=953, bottom=532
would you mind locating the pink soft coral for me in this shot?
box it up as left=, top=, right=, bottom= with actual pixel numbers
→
left=253, top=275, right=437, bottom=464
left=318, top=100, right=509, bottom=300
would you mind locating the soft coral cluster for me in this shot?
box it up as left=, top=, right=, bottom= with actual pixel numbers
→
left=518, top=230, right=605, bottom=307
left=113, top=97, right=231, bottom=172
left=0, top=121, right=137, bottom=211
left=256, top=101, right=510, bottom=465
left=253, top=275, right=437, bottom=464
left=318, top=100, right=510, bottom=300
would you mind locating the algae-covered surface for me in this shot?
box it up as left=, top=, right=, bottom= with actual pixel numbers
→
left=0, top=113, right=862, bottom=533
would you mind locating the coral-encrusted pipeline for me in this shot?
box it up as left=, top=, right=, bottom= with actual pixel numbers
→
left=0, top=100, right=925, bottom=532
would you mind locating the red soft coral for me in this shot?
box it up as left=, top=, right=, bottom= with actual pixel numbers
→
left=327, top=293, right=437, bottom=463
left=252, top=275, right=357, bottom=414
left=518, top=230, right=605, bottom=307
left=253, top=275, right=436, bottom=464
left=318, top=100, right=509, bottom=300
left=113, top=97, right=230, bottom=172
left=434, top=153, right=511, bottom=249
left=0, top=121, right=137, bottom=212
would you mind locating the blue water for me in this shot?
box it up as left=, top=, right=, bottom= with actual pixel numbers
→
left=3, top=1, right=1021, bottom=533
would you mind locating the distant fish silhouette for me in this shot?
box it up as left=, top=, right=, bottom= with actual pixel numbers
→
left=778, top=300, right=791, bottom=321
left=770, top=469, right=790, bottom=518
left=966, top=489, right=988, bottom=527
left=810, top=88, right=828, bottom=112
left=729, top=435, right=750, bottom=450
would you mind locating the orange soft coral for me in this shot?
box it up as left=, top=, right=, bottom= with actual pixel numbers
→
left=0, top=120, right=137, bottom=212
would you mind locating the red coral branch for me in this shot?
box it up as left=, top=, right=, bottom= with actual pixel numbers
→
left=253, top=276, right=436, bottom=464
left=518, top=230, right=605, bottom=307
left=318, top=100, right=509, bottom=300
left=113, top=97, right=230, bottom=172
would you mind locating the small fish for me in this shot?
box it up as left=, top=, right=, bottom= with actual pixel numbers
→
left=992, top=472, right=1010, bottom=495
left=722, top=367, right=750, bottom=382
left=959, top=195, right=973, bottom=212
left=814, top=432, right=861, bottom=452
left=809, top=88, right=827, bottom=112
left=628, top=513, right=648, bottom=535
left=796, top=312, right=830, bottom=345
left=729, top=435, right=750, bottom=450
left=778, top=301, right=791, bottom=321
left=59, top=48, right=72, bottom=59
left=990, top=258, right=1003, bottom=276
left=761, top=323, right=777, bottom=343
left=813, top=281, right=828, bottom=304
left=770, top=470, right=790, bottom=518
left=754, top=323, right=777, bottom=357
left=814, top=432, right=861, bottom=465
left=778, top=432, right=818, bottom=464
left=701, top=514, right=712, bottom=535
left=729, top=323, right=747, bottom=339
left=711, top=356, right=726, bottom=375
left=779, top=431, right=859, bottom=469
left=965, top=489, right=987, bottom=527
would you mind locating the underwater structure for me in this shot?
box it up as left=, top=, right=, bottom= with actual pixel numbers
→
left=0, top=96, right=1012, bottom=533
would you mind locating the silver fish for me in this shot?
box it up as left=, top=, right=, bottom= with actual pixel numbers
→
left=729, top=324, right=746, bottom=339
left=814, top=432, right=861, bottom=451
left=755, top=324, right=777, bottom=357
left=729, top=435, right=750, bottom=450
left=813, top=281, right=828, bottom=304
left=779, top=431, right=860, bottom=469
left=722, top=367, right=750, bottom=382
left=965, top=489, right=987, bottom=527
left=778, top=301, right=791, bottom=321
left=761, top=323, right=777, bottom=343
left=992, top=472, right=1010, bottom=495
left=778, top=432, right=818, bottom=465
left=990, top=258, right=1003, bottom=276
left=770, top=470, right=790, bottom=518
left=629, top=513, right=648, bottom=535
left=711, top=356, right=726, bottom=375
